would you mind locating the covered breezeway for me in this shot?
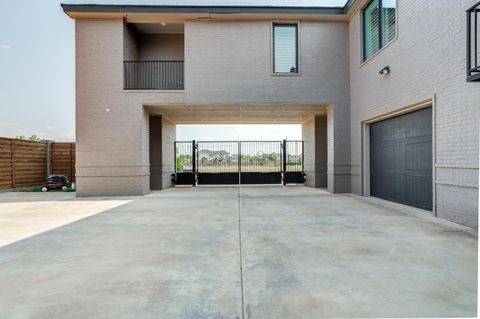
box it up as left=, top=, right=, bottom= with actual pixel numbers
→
left=144, top=103, right=346, bottom=193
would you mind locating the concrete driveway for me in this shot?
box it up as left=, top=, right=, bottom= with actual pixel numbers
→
left=0, top=187, right=476, bottom=318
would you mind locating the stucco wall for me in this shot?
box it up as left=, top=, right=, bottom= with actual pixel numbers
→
left=349, top=0, right=480, bottom=227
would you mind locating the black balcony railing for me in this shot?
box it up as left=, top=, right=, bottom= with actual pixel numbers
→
left=124, top=61, right=184, bottom=90
left=467, top=2, right=480, bottom=82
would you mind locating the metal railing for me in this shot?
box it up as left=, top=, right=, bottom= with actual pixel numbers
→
left=467, top=2, right=480, bottom=82
left=124, top=61, right=184, bottom=90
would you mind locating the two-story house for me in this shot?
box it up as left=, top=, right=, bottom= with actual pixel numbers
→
left=62, top=0, right=480, bottom=228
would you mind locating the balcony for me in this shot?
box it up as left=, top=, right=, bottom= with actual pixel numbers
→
left=467, top=1, right=480, bottom=82
left=123, top=22, right=185, bottom=90
left=124, top=61, right=184, bottom=90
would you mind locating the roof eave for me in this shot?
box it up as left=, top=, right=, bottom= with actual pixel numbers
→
left=60, top=2, right=359, bottom=17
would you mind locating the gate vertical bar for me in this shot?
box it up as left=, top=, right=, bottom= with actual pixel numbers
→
left=192, top=140, right=196, bottom=186
left=173, top=141, right=177, bottom=185
left=282, top=139, right=287, bottom=185
left=238, top=141, right=241, bottom=185
left=302, top=140, right=305, bottom=172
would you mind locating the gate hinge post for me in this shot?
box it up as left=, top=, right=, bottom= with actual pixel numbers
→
left=192, top=140, right=196, bottom=186
left=282, top=139, right=287, bottom=185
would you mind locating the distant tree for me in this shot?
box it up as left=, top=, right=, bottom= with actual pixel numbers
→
left=268, top=153, right=278, bottom=163
left=15, top=134, right=41, bottom=141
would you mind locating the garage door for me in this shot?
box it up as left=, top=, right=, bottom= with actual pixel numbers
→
left=370, top=107, right=432, bottom=210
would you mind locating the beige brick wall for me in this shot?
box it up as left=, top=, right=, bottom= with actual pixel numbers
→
left=302, top=115, right=327, bottom=188
left=161, top=117, right=176, bottom=189
left=349, top=0, right=480, bottom=227
left=185, top=20, right=351, bottom=192
left=76, top=18, right=352, bottom=195
left=75, top=19, right=184, bottom=196
left=138, top=34, right=184, bottom=61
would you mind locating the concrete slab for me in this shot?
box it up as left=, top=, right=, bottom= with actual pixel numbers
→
left=0, top=186, right=476, bottom=318
left=240, top=188, right=477, bottom=318
left=0, top=192, right=133, bottom=247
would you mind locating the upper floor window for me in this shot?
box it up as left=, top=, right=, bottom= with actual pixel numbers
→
left=273, top=23, right=298, bottom=73
left=363, top=0, right=396, bottom=61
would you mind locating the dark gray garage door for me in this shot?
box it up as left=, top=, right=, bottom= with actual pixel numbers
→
left=370, top=107, right=432, bottom=210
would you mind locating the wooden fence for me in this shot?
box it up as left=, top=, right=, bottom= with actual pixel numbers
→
left=0, top=138, right=75, bottom=190
left=51, top=143, right=76, bottom=184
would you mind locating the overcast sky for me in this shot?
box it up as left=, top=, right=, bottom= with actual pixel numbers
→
left=0, top=0, right=346, bottom=142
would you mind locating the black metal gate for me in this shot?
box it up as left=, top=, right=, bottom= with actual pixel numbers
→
left=174, top=140, right=304, bottom=186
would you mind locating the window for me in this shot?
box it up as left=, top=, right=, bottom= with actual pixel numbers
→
left=273, top=23, right=298, bottom=73
left=363, top=0, right=396, bottom=61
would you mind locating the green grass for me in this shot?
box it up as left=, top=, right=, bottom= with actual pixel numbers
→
left=33, top=185, right=76, bottom=192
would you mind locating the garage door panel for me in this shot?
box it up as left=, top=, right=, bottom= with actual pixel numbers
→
left=394, top=142, right=406, bottom=170
left=370, top=107, right=432, bottom=211
left=406, top=108, right=432, bottom=138
left=371, top=173, right=396, bottom=201
left=394, top=174, right=406, bottom=203
left=372, top=144, right=396, bottom=170
left=406, top=176, right=433, bottom=210
left=406, top=141, right=432, bottom=171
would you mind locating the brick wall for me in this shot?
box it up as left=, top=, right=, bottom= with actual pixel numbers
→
left=349, top=0, right=480, bottom=227
left=75, top=19, right=183, bottom=196
left=185, top=20, right=352, bottom=192
left=75, top=18, right=353, bottom=195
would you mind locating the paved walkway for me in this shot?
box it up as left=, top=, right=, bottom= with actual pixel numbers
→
left=0, top=187, right=477, bottom=318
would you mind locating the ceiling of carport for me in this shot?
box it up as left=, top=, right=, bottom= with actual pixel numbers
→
left=144, top=103, right=328, bottom=124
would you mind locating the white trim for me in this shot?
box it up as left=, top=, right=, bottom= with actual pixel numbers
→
left=362, top=99, right=432, bottom=124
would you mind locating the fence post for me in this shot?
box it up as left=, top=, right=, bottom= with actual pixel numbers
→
left=46, top=141, right=52, bottom=176
left=70, top=143, right=74, bottom=183
left=282, top=140, right=287, bottom=185
left=192, top=140, right=196, bottom=186
left=11, top=139, right=15, bottom=188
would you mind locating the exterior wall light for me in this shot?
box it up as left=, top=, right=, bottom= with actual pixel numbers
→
left=379, top=66, right=390, bottom=75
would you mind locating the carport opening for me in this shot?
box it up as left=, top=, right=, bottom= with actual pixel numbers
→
left=170, top=124, right=325, bottom=188
left=176, top=124, right=303, bottom=186
left=149, top=115, right=329, bottom=190
left=177, top=124, right=301, bottom=141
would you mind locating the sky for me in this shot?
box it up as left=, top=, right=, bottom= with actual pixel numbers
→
left=0, top=0, right=346, bottom=142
